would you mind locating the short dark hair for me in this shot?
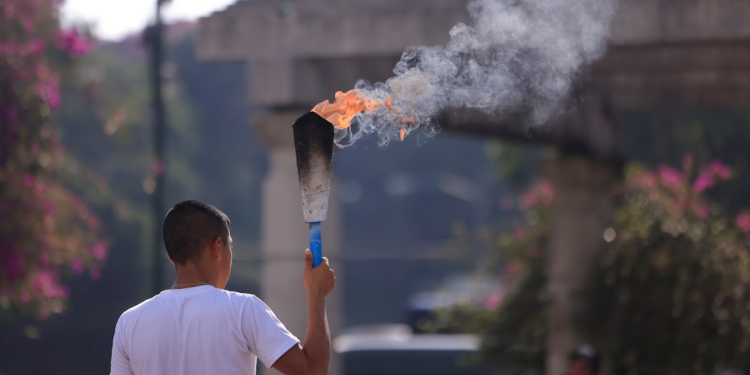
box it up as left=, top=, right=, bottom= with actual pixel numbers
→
left=163, top=200, right=230, bottom=266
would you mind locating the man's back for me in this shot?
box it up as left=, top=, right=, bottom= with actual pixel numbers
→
left=111, top=285, right=298, bottom=375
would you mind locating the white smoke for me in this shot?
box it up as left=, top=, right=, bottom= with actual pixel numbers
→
left=335, top=0, right=619, bottom=147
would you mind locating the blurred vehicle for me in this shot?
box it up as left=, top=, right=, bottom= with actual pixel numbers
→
left=334, top=324, right=488, bottom=375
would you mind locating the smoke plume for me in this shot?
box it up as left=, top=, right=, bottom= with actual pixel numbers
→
left=333, top=0, right=619, bottom=147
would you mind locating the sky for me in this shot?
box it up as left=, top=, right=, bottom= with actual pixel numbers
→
left=61, top=0, right=239, bottom=41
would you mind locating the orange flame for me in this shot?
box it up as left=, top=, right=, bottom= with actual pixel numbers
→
left=312, top=90, right=413, bottom=141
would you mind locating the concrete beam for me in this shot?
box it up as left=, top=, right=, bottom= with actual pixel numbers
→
left=196, top=0, right=468, bottom=63
left=592, top=41, right=750, bottom=110
left=246, top=56, right=400, bottom=107
left=197, top=0, right=750, bottom=64
left=612, top=0, right=750, bottom=45
left=195, top=1, right=259, bottom=63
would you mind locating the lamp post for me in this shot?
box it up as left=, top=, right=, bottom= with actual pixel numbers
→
left=144, top=0, right=171, bottom=296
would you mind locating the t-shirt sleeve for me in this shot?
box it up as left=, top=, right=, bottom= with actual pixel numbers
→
left=240, top=295, right=300, bottom=369
left=110, top=316, right=134, bottom=375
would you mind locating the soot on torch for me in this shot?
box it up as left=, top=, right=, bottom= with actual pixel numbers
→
left=293, top=112, right=334, bottom=268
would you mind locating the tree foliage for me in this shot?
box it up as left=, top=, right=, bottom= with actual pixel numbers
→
left=442, top=157, right=750, bottom=374
left=587, top=158, right=750, bottom=374
left=0, top=0, right=106, bottom=317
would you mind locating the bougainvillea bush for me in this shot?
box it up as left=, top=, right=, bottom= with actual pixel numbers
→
left=441, top=157, right=750, bottom=374
left=586, top=158, right=750, bottom=375
left=1, top=0, right=107, bottom=318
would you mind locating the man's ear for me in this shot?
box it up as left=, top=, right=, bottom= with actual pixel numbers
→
left=166, top=252, right=175, bottom=265
left=209, top=237, right=223, bottom=259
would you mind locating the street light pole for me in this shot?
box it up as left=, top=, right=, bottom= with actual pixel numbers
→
left=146, top=0, right=170, bottom=296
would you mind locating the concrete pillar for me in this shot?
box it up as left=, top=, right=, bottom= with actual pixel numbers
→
left=542, top=157, right=618, bottom=375
left=254, top=111, right=343, bottom=375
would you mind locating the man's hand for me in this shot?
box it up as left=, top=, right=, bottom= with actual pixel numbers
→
left=303, top=249, right=336, bottom=300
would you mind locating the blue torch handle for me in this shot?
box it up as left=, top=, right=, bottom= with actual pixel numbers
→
left=309, top=222, right=322, bottom=268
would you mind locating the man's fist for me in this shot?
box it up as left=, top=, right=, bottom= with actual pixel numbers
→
left=303, top=249, right=336, bottom=299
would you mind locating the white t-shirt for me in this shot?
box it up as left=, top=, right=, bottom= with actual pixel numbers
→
left=110, top=285, right=299, bottom=375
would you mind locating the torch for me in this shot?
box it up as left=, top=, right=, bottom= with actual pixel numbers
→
left=293, top=112, right=335, bottom=267
left=294, top=90, right=409, bottom=266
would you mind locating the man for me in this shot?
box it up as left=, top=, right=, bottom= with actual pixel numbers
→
left=111, top=200, right=336, bottom=375
left=567, top=345, right=600, bottom=375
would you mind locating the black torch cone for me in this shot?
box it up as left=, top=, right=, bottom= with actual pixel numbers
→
left=293, top=111, right=334, bottom=267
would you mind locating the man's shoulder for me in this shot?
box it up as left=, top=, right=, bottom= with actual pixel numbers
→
left=223, top=290, right=259, bottom=304
left=222, top=290, right=275, bottom=315
left=118, top=296, right=156, bottom=322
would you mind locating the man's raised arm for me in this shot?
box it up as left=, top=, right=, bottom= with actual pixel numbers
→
left=272, top=249, right=336, bottom=375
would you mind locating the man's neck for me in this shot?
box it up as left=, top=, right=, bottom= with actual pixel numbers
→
left=172, top=263, right=213, bottom=289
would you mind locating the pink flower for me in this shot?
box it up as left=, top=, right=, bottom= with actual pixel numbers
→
left=692, top=171, right=715, bottom=193
left=57, top=29, right=91, bottom=57
left=21, top=17, right=34, bottom=32
left=658, top=166, right=684, bottom=189
left=483, top=292, right=502, bottom=310
left=36, top=82, right=60, bottom=108
left=693, top=202, right=710, bottom=219
left=23, top=173, right=35, bottom=188
left=33, top=271, right=53, bottom=292
left=71, top=259, right=84, bottom=275
left=708, top=160, right=732, bottom=180
left=153, top=158, right=164, bottom=175
left=43, top=199, right=57, bottom=214
left=519, top=180, right=554, bottom=209
left=92, top=242, right=108, bottom=261
left=737, top=211, right=750, bottom=233
left=32, top=271, right=69, bottom=299
left=26, top=40, right=45, bottom=55
left=3, top=3, right=16, bottom=18
left=538, top=180, right=554, bottom=205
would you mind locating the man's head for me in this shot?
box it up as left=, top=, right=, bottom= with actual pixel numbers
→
left=163, top=200, right=232, bottom=288
left=568, top=345, right=600, bottom=375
